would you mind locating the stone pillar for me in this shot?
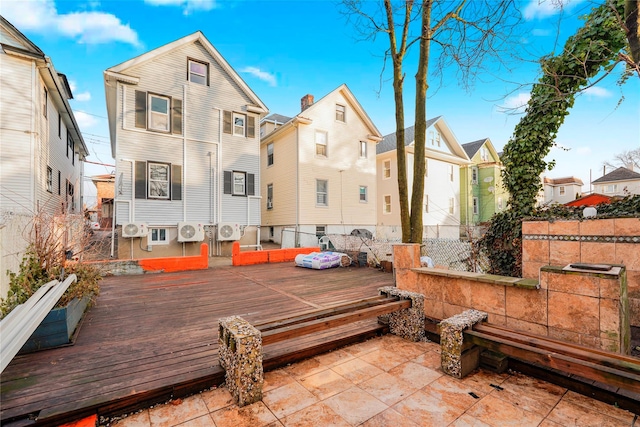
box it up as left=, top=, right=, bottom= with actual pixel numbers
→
left=378, top=286, right=425, bottom=342
left=440, top=309, right=487, bottom=378
left=218, top=316, right=263, bottom=406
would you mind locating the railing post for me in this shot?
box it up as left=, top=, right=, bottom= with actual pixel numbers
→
left=218, top=316, right=263, bottom=406
left=378, top=286, right=425, bottom=342
left=440, top=309, right=487, bottom=378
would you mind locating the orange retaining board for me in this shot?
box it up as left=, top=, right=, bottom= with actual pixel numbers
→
left=232, top=242, right=320, bottom=266
left=139, top=243, right=209, bottom=272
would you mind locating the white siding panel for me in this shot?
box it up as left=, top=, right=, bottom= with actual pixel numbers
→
left=186, top=140, right=215, bottom=222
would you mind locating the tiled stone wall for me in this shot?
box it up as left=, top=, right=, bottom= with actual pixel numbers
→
left=522, top=218, right=640, bottom=327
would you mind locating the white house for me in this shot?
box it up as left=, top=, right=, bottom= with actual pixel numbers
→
left=376, top=117, right=471, bottom=239
left=542, top=176, right=583, bottom=205
left=260, top=86, right=382, bottom=247
left=592, top=167, right=640, bottom=196
left=104, top=31, right=268, bottom=258
left=0, top=16, right=88, bottom=296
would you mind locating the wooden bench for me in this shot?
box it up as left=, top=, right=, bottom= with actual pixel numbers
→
left=0, top=274, right=77, bottom=373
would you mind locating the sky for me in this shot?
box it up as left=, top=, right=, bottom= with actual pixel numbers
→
left=2, top=0, right=639, bottom=208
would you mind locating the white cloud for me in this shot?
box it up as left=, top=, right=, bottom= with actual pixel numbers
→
left=532, top=28, right=551, bottom=36
left=498, top=92, right=531, bottom=113
left=1, top=0, right=140, bottom=46
left=524, top=0, right=578, bottom=20
left=75, top=92, right=91, bottom=102
left=144, top=0, right=216, bottom=15
left=240, top=67, right=277, bottom=87
left=583, top=86, right=612, bottom=98
left=74, top=111, right=98, bottom=130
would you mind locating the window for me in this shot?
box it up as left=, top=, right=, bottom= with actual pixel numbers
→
left=67, top=130, right=74, bottom=158
left=58, top=113, right=61, bottom=138
left=149, top=94, right=170, bottom=132
left=559, top=186, right=565, bottom=196
left=43, top=87, right=47, bottom=118
left=359, top=141, right=367, bottom=158
left=449, top=197, right=455, bottom=214
left=46, top=167, right=53, bottom=193
left=480, top=147, right=489, bottom=161
left=267, top=184, right=273, bottom=209
left=383, top=160, right=391, bottom=179
left=223, top=111, right=255, bottom=138
left=605, top=184, right=618, bottom=193
left=234, top=171, right=246, bottom=195
left=57, top=170, right=61, bottom=195
left=269, top=227, right=274, bottom=238
left=188, top=59, right=208, bottom=85
left=149, top=228, right=169, bottom=245
left=67, top=181, right=75, bottom=212
left=498, top=197, right=503, bottom=210
left=471, top=167, right=478, bottom=184
left=435, top=132, right=441, bottom=147
left=267, top=143, right=274, bottom=166
left=359, top=186, right=367, bottom=202
left=316, top=226, right=326, bottom=237
left=316, top=179, right=328, bottom=206
left=148, top=162, right=170, bottom=199
left=383, top=195, right=391, bottom=214
left=135, top=90, right=182, bottom=135
left=449, top=164, right=454, bottom=182
left=315, top=131, right=327, bottom=157
left=473, top=197, right=479, bottom=215
left=428, top=130, right=434, bottom=146
left=223, top=170, right=255, bottom=196
left=336, top=104, right=346, bottom=122
left=424, top=195, right=429, bottom=213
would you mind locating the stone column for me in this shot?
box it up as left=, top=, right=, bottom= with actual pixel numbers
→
left=378, top=286, right=425, bottom=342
left=440, top=309, right=487, bottom=378
left=218, top=316, right=263, bottom=406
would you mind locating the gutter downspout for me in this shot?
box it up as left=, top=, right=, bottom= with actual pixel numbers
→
left=182, top=85, right=188, bottom=257
left=295, top=125, right=299, bottom=247
left=212, top=107, right=223, bottom=256
left=31, top=61, right=37, bottom=213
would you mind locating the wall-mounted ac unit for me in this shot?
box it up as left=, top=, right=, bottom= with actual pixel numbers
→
left=122, top=222, right=148, bottom=238
left=267, top=201, right=273, bottom=209
left=217, top=222, right=241, bottom=241
left=178, top=222, right=205, bottom=242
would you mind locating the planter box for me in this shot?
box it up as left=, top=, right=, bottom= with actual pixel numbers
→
left=18, top=296, right=90, bottom=354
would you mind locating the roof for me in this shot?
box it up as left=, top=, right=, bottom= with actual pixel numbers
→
left=262, top=113, right=292, bottom=124
left=592, top=167, right=640, bottom=183
left=543, top=176, right=584, bottom=186
left=376, top=117, right=440, bottom=154
left=462, top=139, right=487, bottom=158
left=565, top=193, right=612, bottom=207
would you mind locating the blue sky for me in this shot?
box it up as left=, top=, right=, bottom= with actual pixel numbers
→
left=2, top=0, right=638, bottom=207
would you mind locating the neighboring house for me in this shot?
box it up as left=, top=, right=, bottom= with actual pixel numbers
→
left=376, top=117, right=471, bottom=239
left=460, top=138, right=508, bottom=226
left=90, top=173, right=116, bottom=229
left=104, top=31, right=268, bottom=259
left=592, top=167, right=640, bottom=196
left=260, top=86, right=382, bottom=246
left=565, top=193, right=612, bottom=207
left=260, top=113, right=291, bottom=139
left=542, top=176, right=583, bottom=205
left=0, top=16, right=88, bottom=297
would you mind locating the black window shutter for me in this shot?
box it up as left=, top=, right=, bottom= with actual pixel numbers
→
left=223, top=111, right=232, bottom=134
left=247, top=116, right=255, bottom=138
left=171, top=164, right=182, bottom=200
left=172, top=99, right=182, bottom=135
left=223, top=171, right=232, bottom=194
left=247, top=173, right=255, bottom=196
left=135, top=91, right=147, bottom=129
left=135, top=161, right=147, bottom=199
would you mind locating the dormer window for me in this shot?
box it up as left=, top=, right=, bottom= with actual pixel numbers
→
left=336, top=104, right=346, bottom=122
left=188, top=59, right=208, bottom=85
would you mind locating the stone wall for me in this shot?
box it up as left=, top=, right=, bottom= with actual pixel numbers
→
left=522, top=218, right=640, bottom=327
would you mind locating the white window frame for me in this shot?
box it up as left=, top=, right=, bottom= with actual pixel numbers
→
left=336, top=104, right=346, bottom=122
left=315, top=130, right=328, bottom=157
left=149, top=228, right=169, bottom=245
left=359, top=141, right=367, bottom=158
left=148, top=162, right=170, bottom=199
left=316, top=179, right=328, bottom=206
left=449, top=197, right=455, bottom=214
left=473, top=197, right=479, bottom=215
left=435, top=132, right=441, bottom=147
left=267, top=143, right=274, bottom=166
left=428, top=130, right=434, bottom=146
left=148, top=94, right=170, bottom=132
left=471, top=167, right=478, bottom=184
left=359, top=185, right=368, bottom=203
left=267, top=183, right=273, bottom=209
left=383, top=195, right=391, bottom=214
left=46, top=166, right=53, bottom=193
left=559, top=186, right=565, bottom=196
left=480, top=147, right=489, bottom=161
left=449, top=164, right=454, bottom=182
left=233, top=112, right=246, bottom=137
left=604, top=184, right=618, bottom=193
left=383, top=160, right=391, bottom=179
left=233, top=171, right=246, bottom=196
left=188, top=59, right=208, bottom=85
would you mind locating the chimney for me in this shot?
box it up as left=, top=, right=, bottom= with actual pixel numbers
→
left=301, top=94, right=314, bottom=111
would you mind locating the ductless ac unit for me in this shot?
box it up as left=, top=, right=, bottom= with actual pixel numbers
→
left=217, top=222, right=241, bottom=241
left=178, top=222, right=205, bottom=242
left=122, top=222, right=148, bottom=238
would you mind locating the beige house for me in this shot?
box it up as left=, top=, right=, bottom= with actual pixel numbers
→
left=260, top=85, right=382, bottom=246
left=592, top=167, right=640, bottom=196
left=542, top=176, right=583, bottom=205
left=376, top=117, right=471, bottom=239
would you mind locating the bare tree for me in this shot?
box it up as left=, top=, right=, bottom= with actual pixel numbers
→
left=603, top=147, right=640, bottom=172
left=341, top=0, right=521, bottom=242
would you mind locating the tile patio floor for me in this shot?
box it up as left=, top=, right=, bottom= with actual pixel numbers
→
left=109, top=334, right=637, bottom=427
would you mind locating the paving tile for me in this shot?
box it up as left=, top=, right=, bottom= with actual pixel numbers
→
left=388, top=361, right=442, bottom=389
left=210, top=401, right=278, bottom=427
left=280, top=402, right=351, bottom=427
left=323, top=386, right=388, bottom=425
left=546, top=398, right=633, bottom=427
left=380, top=335, right=427, bottom=359
left=342, top=337, right=383, bottom=357
left=392, top=388, right=467, bottom=427
left=298, top=369, right=353, bottom=400
left=263, top=369, right=295, bottom=392
left=359, top=348, right=408, bottom=371
left=421, top=375, right=478, bottom=412
left=330, top=358, right=384, bottom=384
left=262, top=380, right=318, bottom=419
left=314, top=349, right=355, bottom=367
left=448, top=413, right=492, bottom=427
left=537, top=420, right=565, bottom=427
left=561, top=390, right=636, bottom=423
left=200, top=387, right=234, bottom=413
left=283, top=357, right=327, bottom=379
left=411, top=350, right=442, bottom=370
left=149, top=395, right=209, bottom=427
left=175, top=415, right=215, bottom=427
left=465, top=393, right=544, bottom=427
left=494, top=372, right=566, bottom=416
left=359, top=372, right=418, bottom=405
left=112, top=410, right=151, bottom=427
left=359, top=408, right=420, bottom=427
left=458, top=369, right=511, bottom=398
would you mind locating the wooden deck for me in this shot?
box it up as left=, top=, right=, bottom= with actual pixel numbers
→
left=1, top=263, right=394, bottom=426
